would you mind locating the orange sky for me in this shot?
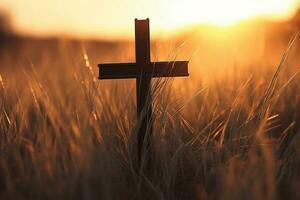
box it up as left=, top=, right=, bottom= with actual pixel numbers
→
left=0, top=0, right=299, bottom=39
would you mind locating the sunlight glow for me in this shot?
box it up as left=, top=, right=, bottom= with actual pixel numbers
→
left=160, top=0, right=298, bottom=28
left=0, top=0, right=299, bottom=38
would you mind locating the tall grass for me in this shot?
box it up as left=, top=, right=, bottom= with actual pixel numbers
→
left=0, top=34, right=300, bottom=200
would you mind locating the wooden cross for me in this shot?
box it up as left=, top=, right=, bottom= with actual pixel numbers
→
left=98, top=18, right=189, bottom=165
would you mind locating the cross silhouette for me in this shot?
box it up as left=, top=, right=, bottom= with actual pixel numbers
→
left=98, top=18, right=189, bottom=165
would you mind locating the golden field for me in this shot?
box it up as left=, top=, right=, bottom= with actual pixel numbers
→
left=0, top=20, right=300, bottom=199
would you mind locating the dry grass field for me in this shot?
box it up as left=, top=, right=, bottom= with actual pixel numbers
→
left=0, top=27, right=300, bottom=200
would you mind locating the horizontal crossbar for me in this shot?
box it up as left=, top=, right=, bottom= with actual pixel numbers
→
left=98, top=61, right=189, bottom=79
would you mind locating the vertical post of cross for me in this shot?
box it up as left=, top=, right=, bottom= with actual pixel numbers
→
left=135, top=18, right=153, bottom=166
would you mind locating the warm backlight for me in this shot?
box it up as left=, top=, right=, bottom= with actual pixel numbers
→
left=160, top=0, right=298, bottom=28
left=0, top=0, right=299, bottom=38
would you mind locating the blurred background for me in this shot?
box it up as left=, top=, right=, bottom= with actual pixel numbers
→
left=0, top=0, right=300, bottom=76
left=0, top=0, right=299, bottom=38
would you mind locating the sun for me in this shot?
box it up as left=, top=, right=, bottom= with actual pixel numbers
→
left=158, top=0, right=298, bottom=28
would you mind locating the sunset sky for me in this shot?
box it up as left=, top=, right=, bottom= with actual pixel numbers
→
left=0, top=0, right=299, bottom=39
